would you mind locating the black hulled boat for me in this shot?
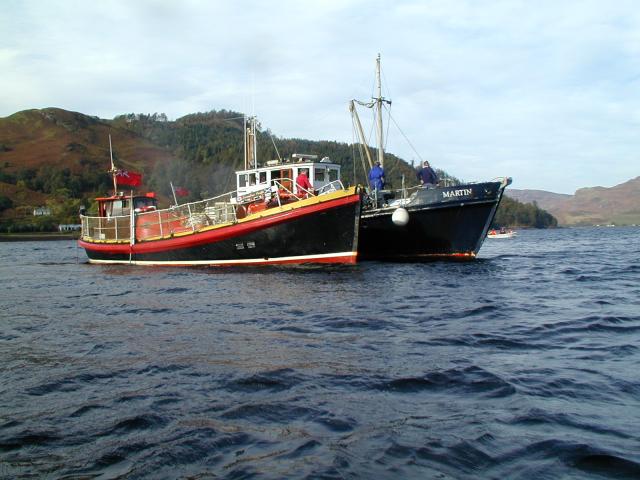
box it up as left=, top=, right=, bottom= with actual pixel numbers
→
left=351, top=55, right=511, bottom=261
left=358, top=178, right=510, bottom=260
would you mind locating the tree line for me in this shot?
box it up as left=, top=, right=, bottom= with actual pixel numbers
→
left=1, top=109, right=557, bottom=230
left=492, top=196, right=557, bottom=228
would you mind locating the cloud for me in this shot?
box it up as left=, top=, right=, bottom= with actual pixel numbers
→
left=1, top=0, right=638, bottom=193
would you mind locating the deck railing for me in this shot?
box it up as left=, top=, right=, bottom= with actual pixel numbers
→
left=81, top=192, right=237, bottom=243
left=80, top=179, right=350, bottom=243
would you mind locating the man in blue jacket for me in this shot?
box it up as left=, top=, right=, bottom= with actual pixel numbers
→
left=417, top=160, right=438, bottom=187
left=368, top=161, right=385, bottom=191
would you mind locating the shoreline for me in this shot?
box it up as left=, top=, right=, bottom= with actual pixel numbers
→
left=0, top=233, right=79, bottom=242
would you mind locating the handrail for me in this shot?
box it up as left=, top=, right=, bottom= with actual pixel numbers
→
left=81, top=191, right=238, bottom=243
left=81, top=178, right=351, bottom=243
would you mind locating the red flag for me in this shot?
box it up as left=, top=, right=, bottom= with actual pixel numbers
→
left=175, top=187, right=190, bottom=197
left=115, top=169, right=142, bottom=187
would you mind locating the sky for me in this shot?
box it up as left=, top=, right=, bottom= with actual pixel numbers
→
left=1, top=0, right=639, bottom=194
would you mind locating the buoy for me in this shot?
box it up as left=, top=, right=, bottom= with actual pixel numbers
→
left=392, top=207, right=409, bottom=226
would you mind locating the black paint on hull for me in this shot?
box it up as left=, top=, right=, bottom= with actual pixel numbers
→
left=359, top=181, right=507, bottom=261
left=84, top=201, right=360, bottom=265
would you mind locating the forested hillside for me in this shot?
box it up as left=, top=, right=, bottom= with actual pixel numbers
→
left=1, top=108, right=556, bottom=231
left=492, top=196, right=558, bottom=228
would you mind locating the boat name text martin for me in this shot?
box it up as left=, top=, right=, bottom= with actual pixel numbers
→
left=442, top=188, right=472, bottom=199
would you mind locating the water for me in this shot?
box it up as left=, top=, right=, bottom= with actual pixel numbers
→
left=1, top=227, right=639, bottom=479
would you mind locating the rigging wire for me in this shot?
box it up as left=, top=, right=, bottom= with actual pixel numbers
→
left=384, top=104, right=425, bottom=165
left=269, top=132, right=282, bottom=162
left=351, top=112, right=371, bottom=183
left=351, top=123, right=357, bottom=184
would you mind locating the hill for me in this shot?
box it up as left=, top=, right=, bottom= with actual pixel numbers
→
left=1, top=107, right=556, bottom=230
left=0, top=108, right=420, bottom=202
left=507, top=177, right=640, bottom=226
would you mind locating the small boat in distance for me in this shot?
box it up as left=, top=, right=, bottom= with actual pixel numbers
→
left=351, top=55, right=511, bottom=261
left=78, top=119, right=362, bottom=266
left=487, top=228, right=516, bottom=239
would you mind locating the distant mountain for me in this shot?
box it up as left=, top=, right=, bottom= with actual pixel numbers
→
left=507, top=177, right=640, bottom=225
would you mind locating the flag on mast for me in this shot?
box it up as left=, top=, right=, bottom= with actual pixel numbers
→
left=115, top=169, right=142, bottom=187
left=109, top=134, right=143, bottom=188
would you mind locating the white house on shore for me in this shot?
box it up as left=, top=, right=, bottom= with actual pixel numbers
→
left=33, top=206, right=51, bottom=216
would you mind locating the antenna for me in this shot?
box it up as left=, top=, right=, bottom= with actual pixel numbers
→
left=376, top=53, right=384, bottom=168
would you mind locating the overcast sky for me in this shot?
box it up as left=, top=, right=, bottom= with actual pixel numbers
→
left=2, top=0, right=639, bottom=193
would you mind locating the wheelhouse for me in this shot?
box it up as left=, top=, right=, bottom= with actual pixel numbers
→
left=95, top=192, right=158, bottom=217
left=234, top=154, right=341, bottom=202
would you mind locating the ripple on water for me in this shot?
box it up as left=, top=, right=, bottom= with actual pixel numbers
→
left=1, top=228, right=639, bottom=478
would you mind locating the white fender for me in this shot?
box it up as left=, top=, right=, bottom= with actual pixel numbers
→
left=392, top=207, right=409, bottom=226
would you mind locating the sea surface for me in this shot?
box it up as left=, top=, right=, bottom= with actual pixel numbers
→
left=1, top=227, right=639, bottom=479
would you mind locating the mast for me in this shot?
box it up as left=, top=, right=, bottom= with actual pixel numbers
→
left=243, top=115, right=247, bottom=170
left=252, top=117, right=257, bottom=170
left=375, top=53, right=384, bottom=168
left=109, top=134, right=118, bottom=195
left=350, top=55, right=391, bottom=175
left=244, top=116, right=257, bottom=170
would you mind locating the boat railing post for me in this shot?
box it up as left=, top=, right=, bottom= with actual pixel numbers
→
left=158, top=211, right=163, bottom=237
left=115, top=216, right=118, bottom=241
left=130, top=207, right=135, bottom=246
left=401, top=175, right=406, bottom=204
left=274, top=181, right=282, bottom=207
left=187, top=202, right=195, bottom=231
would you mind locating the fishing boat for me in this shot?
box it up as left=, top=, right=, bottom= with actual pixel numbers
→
left=350, top=55, right=511, bottom=261
left=78, top=119, right=362, bottom=266
left=487, top=228, right=516, bottom=239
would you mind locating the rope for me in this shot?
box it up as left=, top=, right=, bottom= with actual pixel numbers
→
left=269, top=133, right=282, bottom=162
left=385, top=105, right=425, bottom=165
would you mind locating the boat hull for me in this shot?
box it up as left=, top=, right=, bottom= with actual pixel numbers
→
left=359, top=181, right=508, bottom=261
left=79, top=191, right=361, bottom=266
left=487, top=232, right=515, bottom=239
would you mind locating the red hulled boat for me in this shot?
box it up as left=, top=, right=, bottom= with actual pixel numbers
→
left=78, top=118, right=362, bottom=266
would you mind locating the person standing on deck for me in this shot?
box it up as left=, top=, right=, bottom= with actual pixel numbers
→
left=368, top=161, right=385, bottom=191
left=417, top=160, right=438, bottom=187
left=296, top=169, right=313, bottom=197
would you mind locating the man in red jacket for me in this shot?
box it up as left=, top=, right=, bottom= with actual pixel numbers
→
left=296, top=169, right=314, bottom=197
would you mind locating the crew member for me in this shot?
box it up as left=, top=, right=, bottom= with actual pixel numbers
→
left=295, top=169, right=313, bottom=197
left=417, top=160, right=438, bottom=186
left=368, top=161, right=385, bottom=191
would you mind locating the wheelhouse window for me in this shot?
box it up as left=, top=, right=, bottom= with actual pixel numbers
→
left=134, top=197, right=157, bottom=210
left=315, top=168, right=326, bottom=182
left=328, top=168, right=339, bottom=182
left=106, top=199, right=128, bottom=217
left=238, top=174, right=247, bottom=188
left=259, top=171, right=267, bottom=184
